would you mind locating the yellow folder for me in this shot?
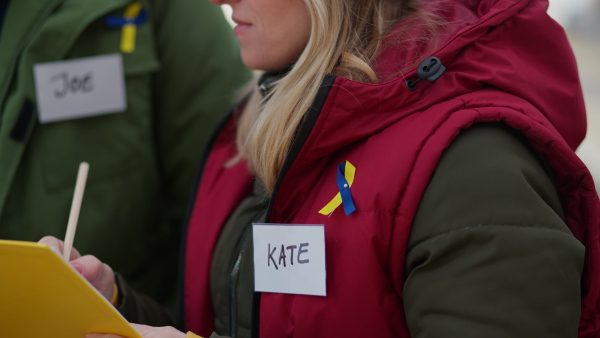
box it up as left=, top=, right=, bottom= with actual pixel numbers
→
left=0, top=239, right=141, bottom=338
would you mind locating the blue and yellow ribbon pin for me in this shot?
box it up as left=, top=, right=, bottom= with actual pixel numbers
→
left=104, top=3, right=148, bottom=53
left=318, top=161, right=357, bottom=216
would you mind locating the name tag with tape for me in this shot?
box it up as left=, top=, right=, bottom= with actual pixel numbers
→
left=253, top=223, right=326, bottom=296
left=33, top=54, right=127, bottom=123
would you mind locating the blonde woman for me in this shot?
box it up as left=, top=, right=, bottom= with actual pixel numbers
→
left=43, top=0, right=600, bottom=337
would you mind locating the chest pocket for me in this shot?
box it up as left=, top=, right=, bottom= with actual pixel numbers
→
left=33, top=3, right=161, bottom=193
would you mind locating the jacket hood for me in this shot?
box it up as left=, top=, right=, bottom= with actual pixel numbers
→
left=300, top=0, right=586, bottom=162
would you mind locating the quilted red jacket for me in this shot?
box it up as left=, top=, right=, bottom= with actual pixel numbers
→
left=183, top=0, right=600, bottom=336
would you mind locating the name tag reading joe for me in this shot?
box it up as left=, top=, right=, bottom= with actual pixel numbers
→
left=33, top=54, right=127, bottom=124
left=253, top=224, right=326, bottom=296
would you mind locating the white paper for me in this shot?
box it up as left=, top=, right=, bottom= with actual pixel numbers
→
left=253, top=223, right=326, bottom=296
left=34, top=54, right=127, bottom=123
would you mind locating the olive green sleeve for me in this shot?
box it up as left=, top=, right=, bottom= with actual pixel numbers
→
left=404, top=123, right=585, bottom=338
left=115, top=273, right=176, bottom=326
left=116, top=272, right=233, bottom=337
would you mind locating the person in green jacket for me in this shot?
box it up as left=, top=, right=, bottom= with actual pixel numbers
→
left=0, top=0, right=251, bottom=315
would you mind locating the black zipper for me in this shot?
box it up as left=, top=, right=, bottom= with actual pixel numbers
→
left=177, top=106, right=239, bottom=331
left=250, top=74, right=337, bottom=338
left=228, top=224, right=253, bottom=337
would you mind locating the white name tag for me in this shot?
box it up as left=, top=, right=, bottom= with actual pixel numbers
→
left=33, top=54, right=127, bottom=124
left=253, top=224, right=326, bottom=296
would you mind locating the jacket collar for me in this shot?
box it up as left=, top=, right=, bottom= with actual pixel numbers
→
left=293, top=0, right=585, bottom=165
left=20, top=0, right=134, bottom=62
left=258, top=68, right=291, bottom=97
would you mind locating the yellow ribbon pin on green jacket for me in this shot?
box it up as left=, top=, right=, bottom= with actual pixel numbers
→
left=121, top=3, right=143, bottom=53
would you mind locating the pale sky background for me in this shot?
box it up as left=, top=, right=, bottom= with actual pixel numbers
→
left=548, top=0, right=600, bottom=191
left=222, top=1, right=600, bottom=190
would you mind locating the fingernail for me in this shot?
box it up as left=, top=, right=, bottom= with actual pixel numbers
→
left=71, top=263, right=83, bottom=274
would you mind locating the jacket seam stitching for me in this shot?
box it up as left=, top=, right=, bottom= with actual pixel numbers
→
left=408, top=223, right=576, bottom=252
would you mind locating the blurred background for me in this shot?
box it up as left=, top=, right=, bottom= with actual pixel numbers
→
left=223, top=1, right=599, bottom=191
left=549, top=0, right=600, bottom=192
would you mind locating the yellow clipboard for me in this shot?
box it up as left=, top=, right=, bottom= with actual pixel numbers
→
left=0, top=239, right=141, bottom=338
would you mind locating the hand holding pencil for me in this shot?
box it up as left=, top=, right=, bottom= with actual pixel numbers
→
left=39, top=236, right=116, bottom=302
left=38, top=162, right=116, bottom=303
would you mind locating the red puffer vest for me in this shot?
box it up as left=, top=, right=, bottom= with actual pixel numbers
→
left=184, top=0, right=600, bottom=337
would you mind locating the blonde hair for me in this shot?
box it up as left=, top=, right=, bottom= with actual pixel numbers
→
left=236, top=0, right=437, bottom=194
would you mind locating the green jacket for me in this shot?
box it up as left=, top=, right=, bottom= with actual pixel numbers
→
left=0, top=0, right=251, bottom=310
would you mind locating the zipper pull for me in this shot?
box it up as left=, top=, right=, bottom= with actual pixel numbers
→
left=406, top=57, right=446, bottom=91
